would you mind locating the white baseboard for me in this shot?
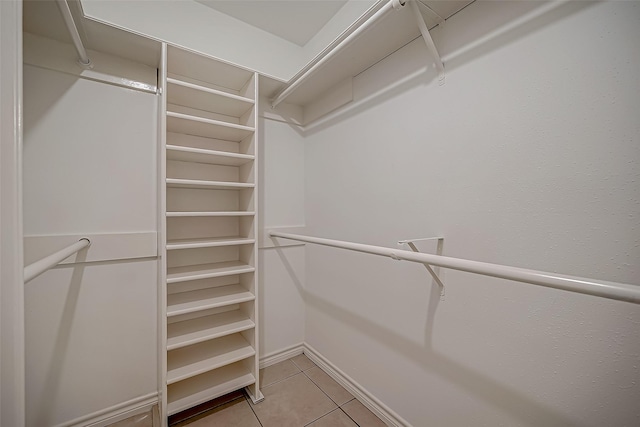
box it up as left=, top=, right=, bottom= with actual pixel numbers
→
left=55, top=392, right=158, bottom=427
left=302, top=344, right=412, bottom=427
left=259, top=342, right=305, bottom=369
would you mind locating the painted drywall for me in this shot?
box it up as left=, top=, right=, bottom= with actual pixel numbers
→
left=79, top=0, right=377, bottom=81
left=23, top=65, right=158, bottom=426
left=80, top=0, right=302, bottom=80
left=258, top=111, right=306, bottom=356
left=302, top=1, right=640, bottom=426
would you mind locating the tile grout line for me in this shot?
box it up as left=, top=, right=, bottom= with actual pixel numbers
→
left=260, top=369, right=303, bottom=389
left=301, top=367, right=355, bottom=408
left=301, top=407, right=346, bottom=427
left=243, top=390, right=265, bottom=427
left=339, top=405, right=364, bottom=427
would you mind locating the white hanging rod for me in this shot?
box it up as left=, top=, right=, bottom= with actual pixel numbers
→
left=24, top=238, right=91, bottom=284
left=268, top=231, right=640, bottom=305
left=271, top=0, right=405, bottom=109
left=55, top=0, right=92, bottom=68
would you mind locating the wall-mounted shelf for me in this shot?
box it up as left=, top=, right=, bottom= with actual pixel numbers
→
left=167, top=77, right=254, bottom=117
left=167, top=311, right=255, bottom=351
left=166, top=145, right=254, bottom=166
left=167, top=284, right=256, bottom=317
left=167, top=333, right=255, bottom=384
left=167, top=261, right=255, bottom=284
left=166, top=178, right=254, bottom=190
left=166, top=112, right=254, bottom=142
left=167, top=237, right=255, bottom=250
left=167, top=362, right=255, bottom=415
left=166, top=211, right=255, bottom=217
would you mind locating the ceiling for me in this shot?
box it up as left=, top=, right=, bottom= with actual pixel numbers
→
left=195, top=0, right=473, bottom=47
left=194, top=0, right=349, bottom=46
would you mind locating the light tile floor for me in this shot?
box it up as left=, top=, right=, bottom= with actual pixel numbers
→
left=175, top=354, right=387, bottom=426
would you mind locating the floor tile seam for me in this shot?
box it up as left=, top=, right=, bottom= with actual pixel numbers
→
left=301, top=406, right=344, bottom=427
left=260, top=370, right=303, bottom=389
left=242, top=391, right=265, bottom=427
left=301, top=368, right=351, bottom=408
left=339, top=406, right=364, bottom=427
left=290, top=357, right=315, bottom=372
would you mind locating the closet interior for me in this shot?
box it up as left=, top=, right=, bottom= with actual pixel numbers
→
left=5, top=0, right=639, bottom=426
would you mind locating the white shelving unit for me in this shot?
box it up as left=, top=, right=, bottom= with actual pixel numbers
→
left=160, top=44, right=262, bottom=421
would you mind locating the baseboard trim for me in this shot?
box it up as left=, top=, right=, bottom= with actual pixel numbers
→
left=302, top=344, right=411, bottom=427
left=55, top=392, right=158, bottom=427
left=259, top=342, right=305, bottom=369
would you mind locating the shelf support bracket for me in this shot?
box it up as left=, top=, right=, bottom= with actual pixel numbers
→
left=398, top=237, right=445, bottom=299
left=410, top=0, right=445, bottom=85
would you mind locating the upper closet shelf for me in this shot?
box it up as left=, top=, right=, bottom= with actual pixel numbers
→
left=269, top=0, right=471, bottom=108
left=167, top=78, right=254, bottom=117
left=167, top=112, right=254, bottom=142
left=166, top=145, right=254, bottom=166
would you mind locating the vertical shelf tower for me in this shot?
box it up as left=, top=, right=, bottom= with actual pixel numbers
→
left=159, top=44, right=263, bottom=420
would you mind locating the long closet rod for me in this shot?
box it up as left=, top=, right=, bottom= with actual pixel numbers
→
left=24, top=238, right=91, bottom=284
left=271, top=0, right=405, bottom=109
left=268, top=231, right=640, bottom=305
left=55, top=0, right=92, bottom=67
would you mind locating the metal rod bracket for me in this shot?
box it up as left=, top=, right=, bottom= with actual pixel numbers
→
left=399, top=237, right=445, bottom=299
left=410, top=0, right=445, bottom=85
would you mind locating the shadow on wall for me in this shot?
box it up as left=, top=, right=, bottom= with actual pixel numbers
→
left=29, top=249, right=88, bottom=427
left=272, top=245, right=581, bottom=427
left=22, top=66, right=79, bottom=141
left=300, top=1, right=597, bottom=135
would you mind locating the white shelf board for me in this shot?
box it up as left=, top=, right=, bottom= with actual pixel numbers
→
left=167, top=77, right=254, bottom=118
left=283, top=5, right=420, bottom=106
left=167, top=112, right=254, bottom=142
left=166, top=145, right=254, bottom=166
left=167, top=236, right=255, bottom=250
left=167, top=284, right=256, bottom=317
left=167, top=362, right=255, bottom=416
left=167, top=45, right=254, bottom=92
left=167, top=261, right=255, bottom=284
left=166, top=211, right=255, bottom=217
left=166, top=178, right=255, bottom=190
left=167, top=333, right=255, bottom=384
left=167, top=310, right=255, bottom=351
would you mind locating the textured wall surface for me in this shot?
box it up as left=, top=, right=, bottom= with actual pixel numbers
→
left=303, top=2, right=640, bottom=426
left=23, top=65, right=158, bottom=427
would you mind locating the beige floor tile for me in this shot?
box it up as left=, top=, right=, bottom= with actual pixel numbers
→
left=174, top=398, right=260, bottom=427
left=305, top=367, right=354, bottom=406
left=341, top=399, right=387, bottom=427
left=290, top=353, right=316, bottom=371
left=260, top=359, right=302, bottom=387
left=306, top=409, right=358, bottom=427
left=251, top=373, right=337, bottom=427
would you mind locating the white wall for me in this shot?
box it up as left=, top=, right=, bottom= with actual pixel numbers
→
left=302, top=2, right=640, bottom=426
left=23, top=65, right=158, bottom=426
left=258, top=110, right=307, bottom=357
left=80, top=0, right=377, bottom=82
